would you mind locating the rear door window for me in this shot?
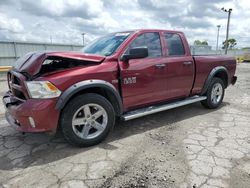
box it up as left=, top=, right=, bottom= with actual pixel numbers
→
left=164, top=33, right=185, bottom=56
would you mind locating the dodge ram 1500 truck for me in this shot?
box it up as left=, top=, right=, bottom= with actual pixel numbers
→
left=2, top=29, right=237, bottom=147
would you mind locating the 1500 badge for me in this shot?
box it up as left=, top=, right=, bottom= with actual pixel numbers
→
left=124, top=77, right=136, bottom=84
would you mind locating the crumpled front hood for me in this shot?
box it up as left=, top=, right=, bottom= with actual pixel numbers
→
left=13, top=51, right=106, bottom=76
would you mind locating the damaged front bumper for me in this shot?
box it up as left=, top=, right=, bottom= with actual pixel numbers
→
left=2, top=92, right=60, bottom=133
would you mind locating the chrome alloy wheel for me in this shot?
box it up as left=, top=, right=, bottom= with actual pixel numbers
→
left=211, top=83, right=223, bottom=104
left=72, top=103, right=108, bottom=140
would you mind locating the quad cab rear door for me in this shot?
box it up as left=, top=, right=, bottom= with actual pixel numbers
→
left=162, top=32, right=195, bottom=99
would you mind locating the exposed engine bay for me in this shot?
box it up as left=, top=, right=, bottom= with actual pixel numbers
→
left=38, top=56, right=99, bottom=75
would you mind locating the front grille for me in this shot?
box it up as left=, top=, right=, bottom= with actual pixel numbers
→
left=8, top=71, right=27, bottom=101
left=12, top=88, right=26, bottom=100
left=13, top=76, right=21, bottom=85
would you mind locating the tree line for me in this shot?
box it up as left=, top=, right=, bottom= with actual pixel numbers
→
left=193, top=39, right=237, bottom=49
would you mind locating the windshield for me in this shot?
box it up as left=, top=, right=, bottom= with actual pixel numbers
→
left=81, top=32, right=131, bottom=56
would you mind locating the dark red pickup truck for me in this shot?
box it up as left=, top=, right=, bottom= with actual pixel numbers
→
left=3, top=29, right=237, bottom=147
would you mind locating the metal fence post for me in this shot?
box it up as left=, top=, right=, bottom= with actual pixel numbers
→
left=13, top=42, right=18, bottom=60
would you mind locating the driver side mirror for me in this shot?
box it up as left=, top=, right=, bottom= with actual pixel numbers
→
left=120, top=47, right=148, bottom=62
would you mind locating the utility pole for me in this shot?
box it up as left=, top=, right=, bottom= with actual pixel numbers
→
left=221, top=7, right=232, bottom=55
left=81, top=33, right=85, bottom=46
left=216, top=25, right=221, bottom=53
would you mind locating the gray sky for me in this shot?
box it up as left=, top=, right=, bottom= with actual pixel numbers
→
left=0, top=0, right=249, bottom=48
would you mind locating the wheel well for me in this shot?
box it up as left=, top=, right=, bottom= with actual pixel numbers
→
left=64, top=87, right=122, bottom=116
left=214, top=71, right=228, bottom=88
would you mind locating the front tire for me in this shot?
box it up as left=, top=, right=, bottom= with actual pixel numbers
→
left=60, top=93, right=115, bottom=147
left=201, top=78, right=225, bottom=109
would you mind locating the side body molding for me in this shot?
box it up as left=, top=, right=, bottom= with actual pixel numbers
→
left=56, top=80, right=123, bottom=115
left=201, top=66, right=229, bottom=95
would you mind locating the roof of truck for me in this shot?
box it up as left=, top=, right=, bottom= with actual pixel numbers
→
left=115, top=29, right=183, bottom=34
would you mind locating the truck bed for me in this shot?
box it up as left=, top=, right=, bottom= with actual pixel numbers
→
left=192, top=55, right=237, bottom=95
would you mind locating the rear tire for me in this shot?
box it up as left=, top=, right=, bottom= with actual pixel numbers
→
left=60, top=93, right=115, bottom=147
left=201, top=78, right=225, bottom=109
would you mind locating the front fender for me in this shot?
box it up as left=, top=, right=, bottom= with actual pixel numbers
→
left=56, top=80, right=123, bottom=115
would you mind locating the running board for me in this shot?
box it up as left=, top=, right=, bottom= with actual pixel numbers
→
left=122, top=95, right=207, bottom=121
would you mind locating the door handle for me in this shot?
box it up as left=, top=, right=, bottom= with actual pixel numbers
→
left=155, top=64, right=166, bottom=68
left=183, top=61, right=192, bottom=65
